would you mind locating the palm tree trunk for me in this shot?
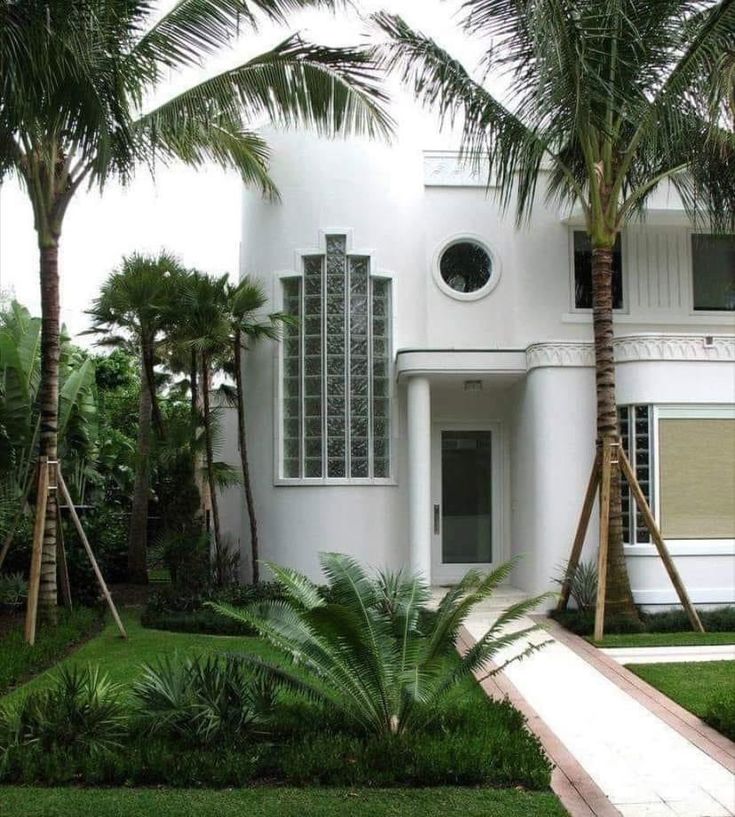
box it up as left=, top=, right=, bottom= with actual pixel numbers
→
left=201, top=354, right=224, bottom=584
left=38, top=242, right=60, bottom=622
left=127, top=353, right=152, bottom=584
left=591, top=245, right=638, bottom=620
left=234, top=330, right=260, bottom=584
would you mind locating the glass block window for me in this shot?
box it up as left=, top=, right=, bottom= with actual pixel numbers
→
left=618, top=405, right=653, bottom=544
left=281, top=235, right=391, bottom=480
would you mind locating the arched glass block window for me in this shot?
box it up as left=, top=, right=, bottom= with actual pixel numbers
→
left=281, top=235, right=392, bottom=481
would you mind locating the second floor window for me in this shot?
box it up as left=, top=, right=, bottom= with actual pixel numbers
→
left=573, top=231, right=623, bottom=309
left=281, top=235, right=391, bottom=481
left=692, top=234, right=735, bottom=312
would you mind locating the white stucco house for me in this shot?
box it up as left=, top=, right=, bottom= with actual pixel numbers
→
left=221, top=126, right=735, bottom=608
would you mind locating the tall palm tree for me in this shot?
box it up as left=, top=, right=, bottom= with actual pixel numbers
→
left=0, top=0, right=391, bottom=616
left=173, top=270, right=233, bottom=584
left=376, top=1, right=735, bottom=619
left=226, top=277, right=292, bottom=584
left=86, top=252, right=186, bottom=584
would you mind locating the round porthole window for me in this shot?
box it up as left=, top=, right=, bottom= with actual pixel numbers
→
left=434, top=237, right=500, bottom=301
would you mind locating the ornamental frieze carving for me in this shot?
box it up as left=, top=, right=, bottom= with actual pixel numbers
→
left=526, top=335, right=735, bottom=369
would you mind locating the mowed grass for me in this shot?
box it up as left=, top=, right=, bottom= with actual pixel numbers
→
left=628, top=660, right=735, bottom=718
left=592, top=631, right=735, bottom=648
left=0, top=787, right=569, bottom=817
left=1, top=612, right=268, bottom=703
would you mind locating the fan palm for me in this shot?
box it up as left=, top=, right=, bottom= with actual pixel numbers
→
left=0, top=0, right=391, bottom=617
left=86, top=252, right=186, bottom=583
left=171, top=270, right=234, bottom=583
left=226, top=278, right=293, bottom=584
left=375, top=1, right=735, bottom=619
left=211, top=552, right=549, bottom=737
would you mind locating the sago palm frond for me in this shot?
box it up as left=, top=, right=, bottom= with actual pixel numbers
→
left=210, top=552, right=547, bottom=736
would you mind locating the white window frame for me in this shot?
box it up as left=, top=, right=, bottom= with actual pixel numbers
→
left=626, top=404, right=735, bottom=556
left=431, top=233, right=502, bottom=302
left=272, top=230, right=397, bottom=487
left=687, top=231, right=735, bottom=317
left=568, top=228, right=629, bottom=315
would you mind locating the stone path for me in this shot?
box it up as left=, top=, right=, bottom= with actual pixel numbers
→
left=463, top=607, right=735, bottom=817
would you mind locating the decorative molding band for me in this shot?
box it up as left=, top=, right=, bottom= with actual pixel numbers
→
left=526, top=334, right=735, bottom=370
left=423, top=151, right=492, bottom=188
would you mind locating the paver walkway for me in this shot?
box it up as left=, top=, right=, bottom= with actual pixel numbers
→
left=463, top=608, right=735, bottom=817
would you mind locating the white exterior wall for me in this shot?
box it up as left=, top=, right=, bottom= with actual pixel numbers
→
left=224, top=127, right=735, bottom=605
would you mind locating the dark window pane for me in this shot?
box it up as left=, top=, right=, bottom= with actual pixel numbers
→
left=574, top=231, right=623, bottom=309
left=692, top=234, right=735, bottom=311
left=440, top=242, right=492, bottom=293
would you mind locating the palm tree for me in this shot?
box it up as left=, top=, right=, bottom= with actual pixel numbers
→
left=0, top=0, right=391, bottom=616
left=211, top=553, right=549, bottom=737
left=173, top=270, right=234, bottom=584
left=375, top=1, right=735, bottom=620
left=226, top=278, right=292, bottom=584
left=86, top=252, right=186, bottom=584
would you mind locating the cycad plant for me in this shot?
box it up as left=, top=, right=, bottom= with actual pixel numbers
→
left=211, top=552, right=549, bottom=737
left=1, top=0, right=391, bottom=616
left=375, top=1, right=735, bottom=620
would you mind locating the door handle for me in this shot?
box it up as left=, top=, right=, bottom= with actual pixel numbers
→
left=433, top=504, right=440, bottom=534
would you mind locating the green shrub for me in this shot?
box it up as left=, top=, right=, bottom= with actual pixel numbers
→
left=705, top=690, right=735, bottom=741
left=0, top=694, right=552, bottom=790
left=0, top=573, right=27, bottom=609
left=131, top=654, right=276, bottom=746
left=140, top=608, right=254, bottom=636
left=211, top=553, right=549, bottom=737
left=551, top=605, right=735, bottom=637
left=0, top=606, right=101, bottom=695
left=0, top=665, right=126, bottom=758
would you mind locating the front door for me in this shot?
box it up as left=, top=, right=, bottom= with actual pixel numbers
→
left=432, top=425, right=499, bottom=583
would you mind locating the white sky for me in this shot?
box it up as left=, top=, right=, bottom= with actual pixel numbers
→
left=0, top=0, right=492, bottom=341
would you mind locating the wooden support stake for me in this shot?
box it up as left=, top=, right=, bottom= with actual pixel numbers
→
left=557, top=451, right=601, bottom=612
left=24, top=458, right=49, bottom=646
left=617, top=447, right=704, bottom=633
left=56, top=510, right=73, bottom=611
left=593, top=440, right=614, bottom=642
left=57, top=470, right=127, bottom=639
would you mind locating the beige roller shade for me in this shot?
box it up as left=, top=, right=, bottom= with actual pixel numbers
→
left=659, top=418, right=735, bottom=539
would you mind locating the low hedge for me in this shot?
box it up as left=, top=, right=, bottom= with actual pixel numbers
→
left=140, top=608, right=254, bottom=636
left=0, top=698, right=551, bottom=790
left=142, top=582, right=290, bottom=636
left=0, top=607, right=102, bottom=696
left=550, top=606, right=735, bottom=637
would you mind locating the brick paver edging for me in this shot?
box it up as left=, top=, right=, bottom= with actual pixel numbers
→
left=541, top=617, right=735, bottom=774
left=457, top=626, right=623, bottom=817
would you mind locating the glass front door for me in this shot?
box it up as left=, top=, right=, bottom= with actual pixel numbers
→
left=441, top=430, right=493, bottom=565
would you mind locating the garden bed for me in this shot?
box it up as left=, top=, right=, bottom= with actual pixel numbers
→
left=0, top=615, right=555, bottom=791
left=628, top=660, right=735, bottom=741
left=0, top=607, right=102, bottom=697
left=550, top=605, right=735, bottom=644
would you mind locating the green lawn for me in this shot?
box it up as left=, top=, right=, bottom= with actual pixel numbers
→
left=1, top=613, right=267, bottom=703
left=592, top=631, right=735, bottom=648
left=0, top=787, right=568, bottom=817
left=628, top=660, right=735, bottom=719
